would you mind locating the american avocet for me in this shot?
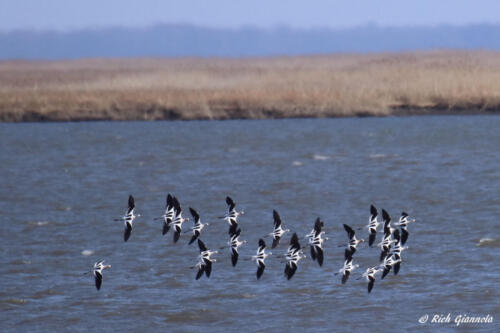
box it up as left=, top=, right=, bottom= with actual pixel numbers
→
left=284, top=233, right=305, bottom=280
left=357, top=266, right=382, bottom=293
left=171, top=196, right=189, bottom=243
left=343, top=224, right=364, bottom=255
left=188, top=207, right=208, bottom=245
left=92, top=260, right=111, bottom=290
left=229, top=228, right=247, bottom=267
left=114, top=195, right=140, bottom=242
left=195, top=239, right=217, bottom=279
left=269, top=210, right=289, bottom=249
left=222, top=196, right=243, bottom=236
left=395, top=211, right=415, bottom=245
left=367, top=205, right=380, bottom=247
left=153, top=194, right=174, bottom=236
left=252, top=239, right=271, bottom=279
left=335, top=249, right=359, bottom=284
left=308, top=218, right=327, bottom=267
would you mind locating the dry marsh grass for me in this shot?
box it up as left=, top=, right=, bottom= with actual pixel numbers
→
left=1, top=50, right=500, bottom=121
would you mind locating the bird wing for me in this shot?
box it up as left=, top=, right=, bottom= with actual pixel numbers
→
left=316, top=246, right=324, bottom=267
left=258, top=238, right=266, bottom=250
left=127, top=195, right=135, bottom=213
left=290, top=232, right=300, bottom=251
left=231, top=248, right=239, bottom=267
left=198, top=239, right=208, bottom=252
left=124, top=222, right=132, bottom=242
left=370, top=204, right=378, bottom=219
left=368, top=233, right=376, bottom=247
left=94, top=271, right=103, bottom=290
left=189, top=207, right=200, bottom=222
left=314, top=218, right=323, bottom=235
left=256, top=262, right=266, bottom=279
left=273, top=210, right=282, bottom=228
left=341, top=271, right=350, bottom=284
left=204, top=260, right=212, bottom=278
left=382, top=209, right=391, bottom=223
left=343, top=224, right=355, bottom=239
left=368, top=277, right=375, bottom=293
left=226, top=196, right=235, bottom=211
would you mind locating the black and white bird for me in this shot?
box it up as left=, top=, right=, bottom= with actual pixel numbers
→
left=195, top=239, right=218, bottom=279
left=366, top=204, right=380, bottom=247
left=284, top=233, right=305, bottom=280
left=252, top=239, right=271, bottom=279
left=335, top=249, right=359, bottom=284
left=308, top=218, right=327, bottom=267
left=222, top=196, right=244, bottom=236
left=269, top=210, right=290, bottom=248
left=154, top=194, right=175, bottom=236
left=380, top=253, right=400, bottom=279
left=92, top=260, right=111, bottom=290
left=228, top=228, right=246, bottom=266
left=343, top=224, right=364, bottom=255
left=377, top=230, right=394, bottom=262
left=188, top=207, right=208, bottom=245
left=358, top=266, right=383, bottom=293
left=390, top=229, right=408, bottom=275
left=171, top=196, right=189, bottom=243
left=378, top=209, right=395, bottom=261
left=395, top=211, right=415, bottom=245
left=382, top=209, right=395, bottom=237
left=115, top=195, right=140, bottom=242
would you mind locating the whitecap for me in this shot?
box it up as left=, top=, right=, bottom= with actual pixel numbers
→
left=476, top=238, right=500, bottom=247
left=81, top=250, right=95, bottom=256
left=292, top=161, right=303, bottom=166
left=312, top=154, right=329, bottom=161
left=29, top=221, right=49, bottom=226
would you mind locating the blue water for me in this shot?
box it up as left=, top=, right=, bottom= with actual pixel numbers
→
left=1, top=116, right=499, bottom=332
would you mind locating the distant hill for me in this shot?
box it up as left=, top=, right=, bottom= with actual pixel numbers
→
left=2, top=23, right=500, bottom=59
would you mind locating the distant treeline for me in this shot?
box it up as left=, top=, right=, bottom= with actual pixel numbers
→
left=2, top=23, right=500, bottom=59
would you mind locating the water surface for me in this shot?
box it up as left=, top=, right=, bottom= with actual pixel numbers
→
left=1, top=116, right=499, bottom=332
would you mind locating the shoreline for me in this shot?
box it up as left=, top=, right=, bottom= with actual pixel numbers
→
left=2, top=50, right=500, bottom=122
left=1, top=106, right=499, bottom=123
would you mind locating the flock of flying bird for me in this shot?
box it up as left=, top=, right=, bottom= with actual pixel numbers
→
left=89, top=195, right=415, bottom=293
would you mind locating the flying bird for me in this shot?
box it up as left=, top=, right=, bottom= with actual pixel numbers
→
left=366, top=205, right=380, bottom=247
left=380, top=253, right=400, bottom=279
left=358, top=266, right=383, bottom=293
left=153, top=194, right=175, bottom=236
left=252, top=239, right=271, bottom=279
left=308, top=218, right=327, bottom=267
left=222, top=196, right=244, bottom=236
left=228, top=228, right=246, bottom=266
left=343, top=224, right=364, bottom=255
left=171, top=196, right=189, bottom=243
left=188, top=207, right=208, bottom=245
left=195, top=239, right=218, bottom=279
left=395, top=211, right=415, bottom=245
left=390, top=229, right=408, bottom=275
left=269, top=210, right=290, bottom=248
left=92, top=260, right=111, bottom=290
left=115, top=195, right=140, bottom=242
left=284, top=233, right=305, bottom=280
left=335, top=249, right=359, bottom=284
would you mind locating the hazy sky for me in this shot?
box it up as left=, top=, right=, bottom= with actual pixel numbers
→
left=1, top=0, right=500, bottom=31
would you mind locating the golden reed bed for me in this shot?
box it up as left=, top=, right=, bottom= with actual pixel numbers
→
left=1, top=50, right=500, bottom=122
